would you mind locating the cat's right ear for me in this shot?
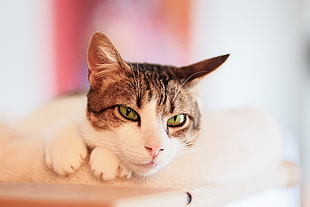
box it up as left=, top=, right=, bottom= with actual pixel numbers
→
left=87, top=32, right=128, bottom=87
left=174, top=54, right=230, bottom=87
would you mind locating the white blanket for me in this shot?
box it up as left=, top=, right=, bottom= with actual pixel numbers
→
left=0, top=110, right=299, bottom=207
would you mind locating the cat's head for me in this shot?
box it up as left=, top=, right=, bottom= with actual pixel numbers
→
left=85, top=32, right=229, bottom=176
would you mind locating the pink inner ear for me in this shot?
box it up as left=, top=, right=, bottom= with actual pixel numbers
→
left=88, top=33, right=120, bottom=69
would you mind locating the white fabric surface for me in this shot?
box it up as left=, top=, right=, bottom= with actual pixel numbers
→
left=224, top=128, right=301, bottom=207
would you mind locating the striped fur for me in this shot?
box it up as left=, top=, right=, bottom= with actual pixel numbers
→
left=82, top=32, right=229, bottom=178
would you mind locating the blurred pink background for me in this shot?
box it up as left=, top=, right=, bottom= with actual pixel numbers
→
left=52, top=0, right=191, bottom=95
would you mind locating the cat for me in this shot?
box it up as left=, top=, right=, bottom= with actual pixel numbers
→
left=1, top=32, right=299, bottom=206
left=35, top=32, right=229, bottom=181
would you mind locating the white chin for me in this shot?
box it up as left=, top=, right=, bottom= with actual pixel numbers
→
left=129, top=163, right=161, bottom=177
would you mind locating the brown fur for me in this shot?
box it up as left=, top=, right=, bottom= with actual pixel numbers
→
left=86, top=32, right=229, bottom=146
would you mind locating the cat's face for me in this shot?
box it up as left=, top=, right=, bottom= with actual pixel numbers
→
left=85, top=32, right=229, bottom=176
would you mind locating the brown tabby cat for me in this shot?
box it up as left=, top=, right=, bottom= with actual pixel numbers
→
left=40, top=32, right=229, bottom=181
left=0, top=32, right=298, bottom=207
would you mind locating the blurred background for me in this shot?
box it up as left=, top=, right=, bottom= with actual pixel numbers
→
left=0, top=0, right=309, bottom=206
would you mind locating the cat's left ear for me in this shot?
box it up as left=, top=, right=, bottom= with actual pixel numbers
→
left=87, top=32, right=129, bottom=88
left=175, top=54, right=230, bottom=85
left=87, top=32, right=127, bottom=70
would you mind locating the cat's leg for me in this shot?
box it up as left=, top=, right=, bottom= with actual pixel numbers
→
left=45, top=122, right=88, bottom=175
left=187, top=161, right=300, bottom=207
left=90, top=147, right=132, bottom=181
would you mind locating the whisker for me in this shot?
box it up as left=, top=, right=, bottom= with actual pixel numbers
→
left=129, top=62, right=141, bottom=101
left=129, top=62, right=142, bottom=102
left=129, top=62, right=137, bottom=88
left=114, top=85, right=136, bottom=99
left=136, top=62, right=141, bottom=101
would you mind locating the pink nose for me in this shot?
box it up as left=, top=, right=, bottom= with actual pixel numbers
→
left=145, top=145, right=164, bottom=158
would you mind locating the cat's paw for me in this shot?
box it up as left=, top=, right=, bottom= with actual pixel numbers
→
left=90, top=147, right=119, bottom=181
left=45, top=123, right=88, bottom=175
left=90, top=147, right=132, bottom=181
left=119, top=163, right=133, bottom=179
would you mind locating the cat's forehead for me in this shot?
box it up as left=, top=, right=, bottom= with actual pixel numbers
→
left=127, top=62, right=176, bottom=79
left=87, top=62, right=195, bottom=115
left=127, top=62, right=173, bottom=71
left=126, top=63, right=190, bottom=110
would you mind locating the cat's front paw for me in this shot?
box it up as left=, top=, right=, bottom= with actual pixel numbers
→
left=90, top=147, right=132, bottom=181
left=45, top=124, right=88, bottom=175
left=119, top=163, right=133, bottom=179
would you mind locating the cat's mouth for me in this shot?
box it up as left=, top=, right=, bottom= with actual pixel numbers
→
left=128, top=161, right=160, bottom=176
left=137, top=161, right=158, bottom=168
left=131, top=160, right=158, bottom=169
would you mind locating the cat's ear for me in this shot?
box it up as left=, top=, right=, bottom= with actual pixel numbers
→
left=87, top=32, right=127, bottom=69
left=176, top=54, right=230, bottom=85
left=87, top=32, right=129, bottom=87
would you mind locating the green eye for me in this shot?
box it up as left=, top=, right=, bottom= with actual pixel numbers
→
left=167, top=114, right=186, bottom=127
left=118, top=105, right=139, bottom=121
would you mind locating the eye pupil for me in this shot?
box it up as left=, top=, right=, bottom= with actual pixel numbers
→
left=174, top=116, right=177, bottom=122
left=126, top=108, right=131, bottom=116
